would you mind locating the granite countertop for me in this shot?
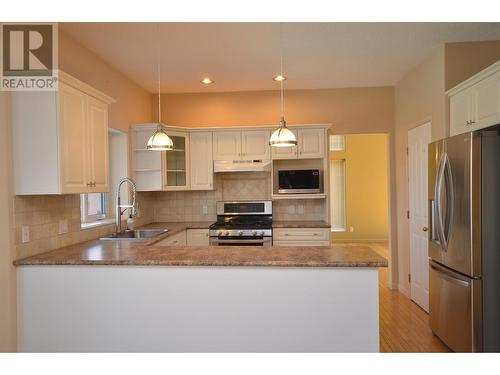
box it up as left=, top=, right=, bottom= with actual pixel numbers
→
left=272, top=221, right=331, bottom=228
left=14, top=222, right=387, bottom=268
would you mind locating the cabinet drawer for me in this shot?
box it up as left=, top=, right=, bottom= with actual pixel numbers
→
left=155, top=230, right=187, bottom=246
left=273, top=240, right=330, bottom=246
left=273, top=228, right=330, bottom=242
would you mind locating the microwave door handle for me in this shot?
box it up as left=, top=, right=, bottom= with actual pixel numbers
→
left=434, top=153, right=447, bottom=250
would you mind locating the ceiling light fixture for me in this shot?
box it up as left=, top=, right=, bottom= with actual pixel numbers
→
left=147, top=25, right=174, bottom=151
left=270, top=24, right=297, bottom=148
left=201, top=77, right=214, bottom=85
left=273, top=74, right=287, bottom=82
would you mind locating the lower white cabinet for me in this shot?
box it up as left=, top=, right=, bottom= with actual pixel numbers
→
left=155, top=231, right=187, bottom=246
left=186, top=229, right=210, bottom=246
left=273, top=228, right=330, bottom=246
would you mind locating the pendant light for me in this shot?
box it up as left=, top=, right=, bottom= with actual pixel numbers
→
left=269, top=24, right=297, bottom=148
left=147, top=25, right=173, bottom=151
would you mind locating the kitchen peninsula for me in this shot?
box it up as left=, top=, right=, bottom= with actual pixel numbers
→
left=15, top=222, right=387, bottom=353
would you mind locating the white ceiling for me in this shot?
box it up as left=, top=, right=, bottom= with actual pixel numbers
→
left=60, top=22, right=500, bottom=93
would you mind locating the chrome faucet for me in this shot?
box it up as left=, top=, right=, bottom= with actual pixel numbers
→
left=115, top=177, right=137, bottom=233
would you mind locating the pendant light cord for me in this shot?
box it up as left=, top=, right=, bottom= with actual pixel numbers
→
left=279, top=23, right=285, bottom=124
left=157, top=23, right=162, bottom=125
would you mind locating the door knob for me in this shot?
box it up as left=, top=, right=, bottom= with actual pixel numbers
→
left=422, top=227, right=429, bottom=232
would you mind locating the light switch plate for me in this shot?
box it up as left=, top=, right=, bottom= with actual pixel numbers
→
left=58, top=219, right=68, bottom=234
left=350, top=226, right=355, bottom=232
left=288, top=205, right=296, bottom=214
left=22, top=225, right=30, bottom=243
left=202, top=204, right=208, bottom=215
left=297, top=205, right=305, bottom=214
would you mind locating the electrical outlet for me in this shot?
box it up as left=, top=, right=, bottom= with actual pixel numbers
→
left=58, top=219, right=68, bottom=234
left=297, top=205, right=305, bottom=214
left=22, top=225, right=30, bottom=243
left=202, top=204, right=208, bottom=215
left=288, top=205, right=296, bottom=214
left=349, top=226, right=354, bottom=233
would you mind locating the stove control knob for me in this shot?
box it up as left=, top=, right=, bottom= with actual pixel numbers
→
left=238, top=231, right=243, bottom=236
left=218, top=231, right=223, bottom=236
left=259, top=231, right=265, bottom=236
left=225, top=231, right=230, bottom=236
left=253, top=231, right=258, bottom=236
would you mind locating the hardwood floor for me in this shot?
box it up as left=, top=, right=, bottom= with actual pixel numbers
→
left=334, top=241, right=451, bottom=352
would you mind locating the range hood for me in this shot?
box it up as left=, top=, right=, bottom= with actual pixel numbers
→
left=214, top=160, right=272, bottom=173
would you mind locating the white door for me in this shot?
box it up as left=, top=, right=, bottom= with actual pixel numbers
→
left=408, top=122, right=431, bottom=312
left=213, top=131, right=241, bottom=160
left=241, top=130, right=270, bottom=160
left=190, top=132, right=214, bottom=190
left=58, top=82, right=89, bottom=194
left=298, top=128, right=325, bottom=159
left=87, top=96, right=109, bottom=192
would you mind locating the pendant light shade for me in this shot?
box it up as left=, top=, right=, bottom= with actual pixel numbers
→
left=270, top=118, right=297, bottom=147
left=146, top=124, right=174, bottom=150
left=270, top=24, right=297, bottom=148
left=147, top=24, right=173, bottom=151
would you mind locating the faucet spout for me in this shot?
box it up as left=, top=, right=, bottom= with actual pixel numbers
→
left=115, top=177, right=137, bottom=233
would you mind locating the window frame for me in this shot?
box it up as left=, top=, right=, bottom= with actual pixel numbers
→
left=80, top=192, right=108, bottom=224
left=330, top=159, right=347, bottom=232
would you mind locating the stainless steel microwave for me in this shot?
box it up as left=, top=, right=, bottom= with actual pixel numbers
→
left=278, top=169, right=320, bottom=194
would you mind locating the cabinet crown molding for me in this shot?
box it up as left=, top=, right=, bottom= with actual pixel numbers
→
left=447, top=60, right=500, bottom=97
left=57, top=70, right=116, bottom=105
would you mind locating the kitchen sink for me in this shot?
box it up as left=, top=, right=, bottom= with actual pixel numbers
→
left=100, top=229, right=168, bottom=240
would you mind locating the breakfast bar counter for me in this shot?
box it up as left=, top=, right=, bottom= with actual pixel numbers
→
left=15, top=222, right=386, bottom=353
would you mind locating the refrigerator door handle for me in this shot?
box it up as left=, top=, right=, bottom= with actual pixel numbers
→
left=430, top=262, right=470, bottom=288
left=443, top=154, right=454, bottom=248
left=434, top=153, right=447, bottom=250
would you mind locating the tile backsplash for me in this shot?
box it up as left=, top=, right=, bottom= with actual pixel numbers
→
left=13, top=192, right=155, bottom=259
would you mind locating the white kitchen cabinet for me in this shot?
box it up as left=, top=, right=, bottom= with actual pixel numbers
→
left=448, top=61, right=500, bottom=136
left=186, top=229, right=210, bottom=246
left=273, top=228, right=330, bottom=246
left=190, top=132, right=214, bottom=190
left=241, top=130, right=271, bottom=160
left=163, top=131, right=190, bottom=191
left=213, top=131, right=241, bottom=160
left=12, top=72, right=114, bottom=195
left=155, top=230, right=187, bottom=246
left=271, top=128, right=325, bottom=160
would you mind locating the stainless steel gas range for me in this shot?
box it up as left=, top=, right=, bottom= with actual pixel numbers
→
left=209, top=201, right=272, bottom=246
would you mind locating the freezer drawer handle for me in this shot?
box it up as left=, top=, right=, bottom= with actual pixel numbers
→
left=431, top=263, right=470, bottom=288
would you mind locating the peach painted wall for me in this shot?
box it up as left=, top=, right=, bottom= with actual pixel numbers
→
left=58, top=31, right=153, bottom=132
left=154, top=86, right=394, bottom=133
left=445, top=41, right=500, bottom=91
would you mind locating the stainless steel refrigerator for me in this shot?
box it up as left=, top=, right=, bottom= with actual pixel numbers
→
left=428, top=126, right=500, bottom=352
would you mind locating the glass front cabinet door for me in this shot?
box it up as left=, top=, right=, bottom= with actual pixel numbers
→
left=162, top=131, right=190, bottom=190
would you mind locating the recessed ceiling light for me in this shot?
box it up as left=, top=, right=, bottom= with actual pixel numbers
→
left=273, top=75, right=287, bottom=82
left=201, top=77, right=214, bottom=85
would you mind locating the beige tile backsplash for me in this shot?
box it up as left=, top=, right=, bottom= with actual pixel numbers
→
left=14, top=173, right=325, bottom=259
left=13, top=192, right=155, bottom=259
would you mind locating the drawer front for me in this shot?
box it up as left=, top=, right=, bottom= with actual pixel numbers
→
left=273, top=240, right=330, bottom=246
left=273, top=228, right=330, bottom=242
left=156, top=231, right=187, bottom=246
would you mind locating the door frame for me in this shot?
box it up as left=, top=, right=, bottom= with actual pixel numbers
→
left=407, top=121, right=432, bottom=311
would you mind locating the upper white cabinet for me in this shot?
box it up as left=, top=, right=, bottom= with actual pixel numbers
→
left=213, top=131, right=241, bottom=160
left=190, top=132, right=214, bottom=190
left=213, top=130, right=270, bottom=160
left=163, top=131, right=190, bottom=191
left=12, top=72, right=115, bottom=195
left=271, top=128, right=325, bottom=160
left=448, top=61, right=500, bottom=136
left=241, top=130, right=271, bottom=160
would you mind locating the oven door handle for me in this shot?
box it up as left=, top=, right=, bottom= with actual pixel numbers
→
left=212, top=239, right=267, bottom=244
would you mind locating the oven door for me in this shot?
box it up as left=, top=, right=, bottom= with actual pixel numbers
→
left=209, top=237, right=272, bottom=246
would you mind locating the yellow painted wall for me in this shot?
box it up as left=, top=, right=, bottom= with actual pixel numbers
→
left=330, top=134, right=388, bottom=242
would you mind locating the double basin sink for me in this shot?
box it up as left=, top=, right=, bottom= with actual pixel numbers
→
left=100, top=229, right=168, bottom=240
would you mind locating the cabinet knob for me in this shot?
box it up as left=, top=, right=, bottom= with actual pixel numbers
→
left=422, top=227, right=429, bottom=232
